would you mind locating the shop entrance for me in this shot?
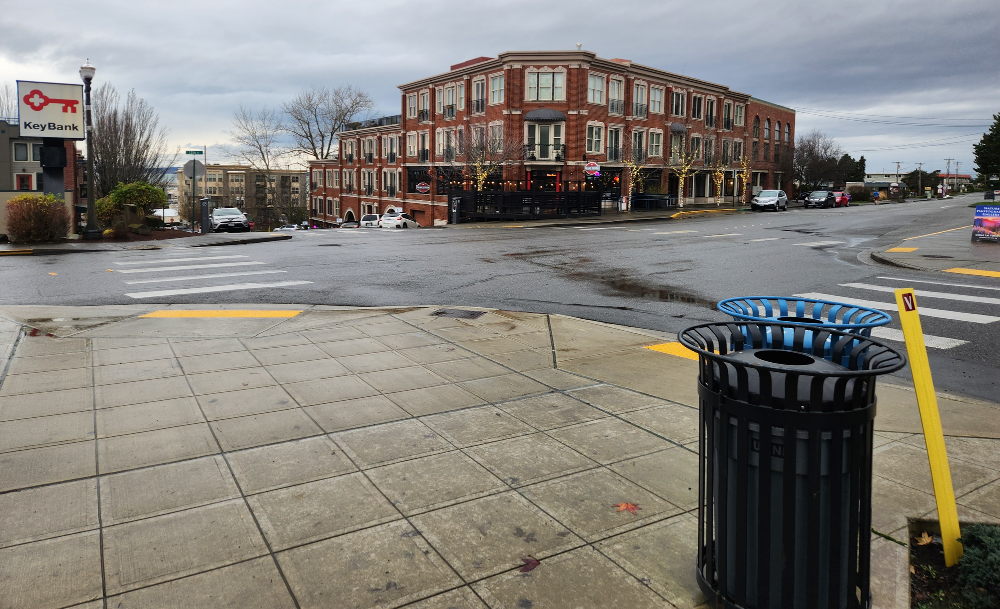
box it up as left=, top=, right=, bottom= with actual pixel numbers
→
left=527, top=170, right=561, bottom=192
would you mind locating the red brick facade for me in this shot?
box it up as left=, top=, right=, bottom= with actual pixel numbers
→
left=309, top=50, right=796, bottom=226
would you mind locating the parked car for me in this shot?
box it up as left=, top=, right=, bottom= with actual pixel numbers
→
left=360, top=214, right=381, bottom=228
left=797, top=191, right=811, bottom=202
left=379, top=210, right=421, bottom=228
left=832, top=191, right=850, bottom=207
left=340, top=221, right=360, bottom=228
left=750, top=190, right=788, bottom=212
left=210, top=208, right=250, bottom=232
left=273, top=224, right=301, bottom=232
left=805, top=191, right=837, bottom=208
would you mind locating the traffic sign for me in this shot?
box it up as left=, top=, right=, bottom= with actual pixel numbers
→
left=182, top=160, right=206, bottom=178
left=584, top=161, right=601, bottom=176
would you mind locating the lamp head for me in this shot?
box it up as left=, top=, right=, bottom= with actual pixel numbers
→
left=79, top=60, right=96, bottom=82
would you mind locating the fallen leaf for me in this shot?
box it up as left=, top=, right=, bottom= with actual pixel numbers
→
left=910, top=566, right=916, bottom=574
left=48, top=272, right=57, bottom=276
left=915, top=532, right=933, bottom=546
left=519, top=556, right=540, bottom=573
left=614, top=502, right=642, bottom=515
left=106, top=269, right=113, bottom=272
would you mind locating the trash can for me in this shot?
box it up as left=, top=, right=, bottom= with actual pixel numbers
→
left=680, top=321, right=905, bottom=609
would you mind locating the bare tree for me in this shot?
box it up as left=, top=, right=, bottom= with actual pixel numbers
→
left=0, top=82, right=17, bottom=119
left=282, top=85, right=374, bottom=160
left=91, top=83, right=177, bottom=200
left=455, top=122, right=524, bottom=191
left=794, top=130, right=843, bottom=191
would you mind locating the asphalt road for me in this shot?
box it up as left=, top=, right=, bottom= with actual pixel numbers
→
left=1, top=192, right=995, bottom=401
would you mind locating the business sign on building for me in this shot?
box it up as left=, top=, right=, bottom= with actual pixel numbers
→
left=16, top=81, right=86, bottom=140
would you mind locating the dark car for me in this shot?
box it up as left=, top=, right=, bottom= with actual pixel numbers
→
left=805, top=191, right=837, bottom=208
left=340, top=221, right=360, bottom=228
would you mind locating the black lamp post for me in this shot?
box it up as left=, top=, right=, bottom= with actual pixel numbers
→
left=79, top=60, right=101, bottom=239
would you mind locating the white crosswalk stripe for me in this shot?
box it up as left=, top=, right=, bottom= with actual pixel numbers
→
left=126, top=281, right=313, bottom=299
left=115, top=255, right=248, bottom=265
left=794, top=292, right=999, bottom=324
left=124, top=270, right=287, bottom=285
left=840, top=283, right=1000, bottom=306
left=877, top=276, right=1000, bottom=292
left=870, top=327, right=968, bottom=349
left=115, top=261, right=266, bottom=274
left=794, top=240, right=844, bottom=247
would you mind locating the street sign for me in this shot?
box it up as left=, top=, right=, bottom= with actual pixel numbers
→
left=185, top=150, right=203, bottom=155
left=989, top=175, right=998, bottom=181
left=16, top=81, right=85, bottom=140
left=182, top=160, right=206, bottom=179
left=248, top=221, right=255, bottom=229
left=584, top=161, right=601, bottom=176
left=416, top=182, right=431, bottom=194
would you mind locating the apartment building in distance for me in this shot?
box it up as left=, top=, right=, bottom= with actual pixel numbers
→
left=309, top=50, right=795, bottom=226
left=177, top=163, right=307, bottom=224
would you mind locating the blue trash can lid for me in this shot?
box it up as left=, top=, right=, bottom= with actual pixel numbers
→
left=717, top=296, right=891, bottom=330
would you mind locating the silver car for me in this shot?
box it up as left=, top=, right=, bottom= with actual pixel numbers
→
left=210, top=208, right=250, bottom=232
left=750, top=190, right=788, bottom=212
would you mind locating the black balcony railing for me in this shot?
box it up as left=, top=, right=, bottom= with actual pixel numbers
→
left=632, top=103, right=648, bottom=118
left=472, top=98, right=486, bottom=113
left=388, top=185, right=397, bottom=198
left=523, top=144, right=566, bottom=162
left=723, top=117, right=733, bottom=130
left=340, top=114, right=402, bottom=132
left=609, top=99, right=625, bottom=115
left=705, top=115, right=716, bottom=128
left=444, top=105, right=456, bottom=119
left=444, top=147, right=456, bottom=162
left=418, top=149, right=430, bottom=162
left=631, top=149, right=647, bottom=164
left=343, top=184, right=354, bottom=194
left=607, top=146, right=622, bottom=162
left=364, top=185, right=374, bottom=196
left=364, top=153, right=373, bottom=164
left=345, top=153, right=354, bottom=164
left=417, top=109, right=430, bottom=122
left=387, top=152, right=396, bottom=163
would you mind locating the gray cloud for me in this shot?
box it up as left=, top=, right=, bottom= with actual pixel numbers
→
left=2, top=0, right=997, bottom=174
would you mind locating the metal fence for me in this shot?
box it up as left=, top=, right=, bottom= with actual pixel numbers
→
left=448, top=190, right=602, bottom=222
left=630, top=193, right=678, bottom=211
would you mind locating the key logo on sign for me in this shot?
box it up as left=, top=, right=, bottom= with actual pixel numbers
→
left=901, top=292, right=915, bottom=311
left=22, top=89, right=80, bottom=113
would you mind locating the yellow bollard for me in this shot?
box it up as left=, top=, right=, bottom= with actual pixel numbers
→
left=894, top=289, right=963, bottom=566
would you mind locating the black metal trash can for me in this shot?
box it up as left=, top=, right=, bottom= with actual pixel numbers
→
left=679, top=322, right=906, bottom=609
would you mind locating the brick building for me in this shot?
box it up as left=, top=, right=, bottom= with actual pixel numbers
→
left=309, top=50, right=795, bottom=226
left=177, top=163, right=307, bottom=226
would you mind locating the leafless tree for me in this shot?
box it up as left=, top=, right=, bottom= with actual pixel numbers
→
left=0, top=82, right=17, bottom=119
left=452, top=122, right=525, bottom=191
left=794, top=130, right=842, bottom=191
left=282, top=85, right=374, bottom=160
left=91, top=83, right=177, bottom=200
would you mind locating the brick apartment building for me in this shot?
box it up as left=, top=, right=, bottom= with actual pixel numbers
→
left=177, top=163, right=307, bottom=225
left=309, top=50, right=795, bottom=226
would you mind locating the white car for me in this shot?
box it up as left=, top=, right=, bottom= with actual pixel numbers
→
left=273, top=224, right=301, bottom=232
left=360, top=214, right=381, bottom=228
left=379, top=210, right=421, bottom=228
left=750, top=190, right=788, bottom=212
left=211, top=208, right=250, bottom=232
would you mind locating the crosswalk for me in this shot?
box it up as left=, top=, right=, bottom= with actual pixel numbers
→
left=111, top=253, right=313, bottom=299
left=793, top=275, right=1000, bottom=350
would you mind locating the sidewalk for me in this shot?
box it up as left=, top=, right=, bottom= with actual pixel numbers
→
left=1, top=305, right=998, bottom=608
left=450, top=203, right=749, bottom=230
left=0, top=232, right=291, bottom=256
left=871, top=221, right=1000, bottom=275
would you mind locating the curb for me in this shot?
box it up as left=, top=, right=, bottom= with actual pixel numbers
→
left=0, top=233, right=292, bottom=255
left=188, top=234, right=292, bottom=247
left=452, top=206, right=747, bottom=229
left=869, top=249, right=931, bottom=272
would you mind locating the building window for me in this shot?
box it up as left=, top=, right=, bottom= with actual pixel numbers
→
left=649, top=131, right=662, bottom=157
left=764, top=119, right=771, bottom=140
left=670, top=133, right=684, bottom=161
left=763, top=142, right=770, bottom=162
left=775, top=122, right=781, bottom=142
left=13, top=142, right=28, bottom=162
left=488, top=123, right=504, bottom=151
left=526, top=71, right=563, bottom=101
left=723, top=102, right=733, bottom=129
left=690, top=136, right=701, bottom=159
left=325, top=170, right=333, bottom=185
left=435, top=129, right=443, bottom=156
left=752, top=140, right=759, bottom=161
left=704, top=139, right=714, bottom=164
left=436, top=88, right=443, bottom=114
left=705, top=99, right=716, bottom=128
left=420, top=91, right=429, bottom=112
left=691, top=95, right=703, bottom=120
left=458, top=83, right=465, bottom=110
left=733, top=140, right=743, bottom=161
left=473, top=79, right=486, bottom=113
left=407, top=95, right=417, bottom=118
left=407, top=133, right=417, bottom=157
left=650, top=87, right=663, bottom=113
left=608, top=79, right=624, bottom=114
left=784, top=123, right=790, bottom=143
left=490, top=75, right=504, bottom=104
left=586, top=125, right=603, bottom=153
left=753, top=116, right=760, bottom=138
left=735, top=104, right=745, bottom=127
left=632, top=84, right=647, bottom=117
left=671, top=91, right=686, bottom=117
left=722, top=140, right=731, bottom=164
left=588, top=75, right=604, bottom=104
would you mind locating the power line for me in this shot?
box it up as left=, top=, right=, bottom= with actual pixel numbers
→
left=793, top=109, right=990, bottom=129
left=793, top=106, right=990, bottom=121
left=854, top=135, right=981, bottom=152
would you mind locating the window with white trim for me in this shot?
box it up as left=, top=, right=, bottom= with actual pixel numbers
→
left=733, top=140, right=743, bottom=160
left=332, top=170, right=340, bottom=187
left=691, top=95, right=703, bottom=120
left=435, top=128, right=443, bottom=155
left=407, top=95, right=417, bottom=118
left=488, top=122, right=503, bottom=151
left=609, top=78, right=624, bottom=112
left=649, top=131, right=662, bottom=157
left=325, top=170, right=333, bottom=185
left=586, top=124, right=603, bottom=153
left=436, top=87, right=443, bottom=114
left=419, top=91, right=429, bottom=111
left=527, top=71, right=564, bottom=101
left=671, top=91, right=686, bottom=117
left=650, top=87, right=663, bottom=113
left=473, top=79, right=486, bottom=111
left=784, top=123, right=790, bottom=143
left=334, top=198, right=340, bottom=216
left=312, top=169, right=323, bottom=186
left=705, top=99, right=716, bottom=128
left=326, top=198, right=333, bottom=215
left=735, top=104, right=745, bottom=127
left=704, top=138, right=715, bottom=163
left=588, top=75, right=604, bottom=104
left=764, top=119, right=771, bottom=140
left=690, top=135, right=701, bottom=159
left=671, top=133, right=685, bottom=160
left=407, top=133, right=417, bottom=156
left=723, top=102, right=733, bottom=129
left=722, top=140, right=732, bottom=164
left=489, top=75, right=504, bottom=104
left=458, top=83, right=464, bottom=110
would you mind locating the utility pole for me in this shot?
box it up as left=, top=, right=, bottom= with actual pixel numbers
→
left=955, top=161, right=961, bottom=193
left=944, top=158, right=954, bottom=197
left=893, top=161, right=903, bottom=200
left=916, top=162, right=923, bottom=199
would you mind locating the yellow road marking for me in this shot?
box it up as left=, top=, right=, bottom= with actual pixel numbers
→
left=885, top=247, right=918, bottom=253
left=139, top=310, right=303, bottom=318
left=902, top=225, right=972, bottom=240
left=645, top=342, right=699, bottom=360
left=943, top=267, right=1000, bottom=278
left=503, top=225, right=524, bottom=228
left=0, top=250, right=33, bottom=256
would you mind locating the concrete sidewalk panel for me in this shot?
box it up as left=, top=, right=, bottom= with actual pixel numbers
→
left=94, top=358, right=183, bottom=386
left=94, top=376, right=193, bottom=409
left=870, top=476, right=937, bottom=534
left=421, top=405, right=535, bottom=447
left=250, top=344, right=330, bottom=367
left=0, top=304, right=153, bottom=337
left=99, top=455, right=240, bottom=525
left=498, top=393, right=606, bottom=431
left=336, top=350, right=416, bottom=374
left=0, top=479, right=99, bottom=548
left=567, top=384, right=666, bottom=414
left=485, top=348, right=555, bottom=372
left=282, top=375, right=380, bottom=407
left=466, top=432, right=597, bottom=487
left=104, top=556, right=297, bottom=609
left=197, top=386, right=298, bottom=421
left=902, top=434, right=1000, bottom=471
left=354, top=319, right=423, bottom=338
left=873, top=441, right=999, bottom=498
left=247, top=472, right=400, bottom=551
left=102, top=499, right=269, bottom=595
left=276, top=520, right=462, bottom=609
left=265, top=359, right=350, bottom=384
left=209, top=409, right=322, bottom=451
left=411, top=491, right=582, bottom=581
left=299, top=325, right=368, bottom=344
left=6, top=350, right=90, bottom=374
left=875, top=383, right=1000, bottom=438
left=0, top=410, right=94, bottom=452
left=315, top=337, right=391, bottom=359
left=424, top=357, right=511, bottom=383
left=522, top=367, right=594, bottom=390
left=549, top=316, right=659, bottom=361
left=374, top=331, right=447, bottom=350
left=367, top=451, right=506, bottom=516
left=0, top=387, right=93, bottom=421
left=561, top=347, right=701, bottom=407
left=14, top=337, right=86, bottom=357
left=609, top=447, right=700, bottom=510
left=187, top=367, right=279, bottom=395
left=241, top=333, right=313, bottom=351
left=385, top=384, right=485, bottom=416
left=96, top=397, right=203, bottom=437
left=0, top=440, right=96, bottom=492
left=332, top=419, right=452, bottom=468
left=97, top=423, right=218, bottom=474
left=225, top=435, right=356, bottom=495
left=304, top=395, right=410, bottom=432
left=0, top=366, right=92, bottom=396
left=869, top=536, right=910, bottom=609
left=178, top=350, right=260, bottom=375
left=76, top=316, right=289, bottom=339
left=359, top=365, right=449, bottom=394
left=548, top=418, right=669, bottom=464
left=457, top=374, right=549, bottom=403
left=92, top=343, right=176, bottom=367
left=169, top=337, right=247, bottom=358
left=472, top=545, right=666, bottom=609
left=90, top=337, right=168, bottom=350
left=0, top=530, right=103, bottom=609
left=621, top=403, right=700, bottom=443
left=520, top=468, right=680, bottom=542
left=454, top=336, right=537, bottom=357
left=396, top=342, right=475, bottom=365
left=405, top=587, right=487, bottom=609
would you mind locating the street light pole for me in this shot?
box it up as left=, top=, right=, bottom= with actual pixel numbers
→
left=79, top=60, right=101, bottom=239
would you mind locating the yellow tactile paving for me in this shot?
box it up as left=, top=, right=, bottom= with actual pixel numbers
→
left=644, top=342, right=699, bottom=361
left=885, top=247, right=918, bottom=253
left=139, top=310, right=303, bottom=318
left=943, top=268, right=1000, bottom=279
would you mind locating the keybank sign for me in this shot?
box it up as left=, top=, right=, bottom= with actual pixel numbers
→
left=16, top=81, right=86, bottom=140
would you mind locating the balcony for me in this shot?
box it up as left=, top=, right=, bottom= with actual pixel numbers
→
left=723, top=117, right=733, bottom=130
left=522, top=144, right=566, bottom=162
left=705, top=115, right=716, bottom=129
left=631, top=149, right=647, bottom=164
left=632, top=103, right=648, bottom=119
left=607, top=146, right=622, bottom=162
left=345, top=153, right=354, bottom=164
left=388, top=185, right=397, bottom=198
left=364, top=152, right=374, bottom=164
left=364, top=185, right=374, bottom=196
left=343, top=184, right=354, bottom=194
left=418, top=149, right=430, bottom=162
left=417, top=109, right=430, bottom=122
left=444, top=105, right=456, bottom=119
left=472, top=98, right=486, bottom=113
left=387, top=152, right=396, bottom=163
left=609, top=99, right=625, bottom=115
left=444, top=147, right=456, bottom=162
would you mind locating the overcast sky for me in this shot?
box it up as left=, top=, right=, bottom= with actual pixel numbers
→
left=2, top=0, right=997, bottom=175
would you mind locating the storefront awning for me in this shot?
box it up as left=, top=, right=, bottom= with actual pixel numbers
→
left=669, top=122, right=687, bottom=132
left=524, top=109, right=566, bottom=122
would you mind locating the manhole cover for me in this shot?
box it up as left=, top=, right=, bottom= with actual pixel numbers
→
left=921, top=254, right=953, bottom=259
left=317, top=244, right=341, bottom=247
left=431, top=309, right=486, bottom=320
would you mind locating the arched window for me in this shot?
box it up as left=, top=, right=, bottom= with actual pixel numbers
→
left=775, top=122, right=781, bottom=141
left=764, top=119, right=771, bottom=140
left=753, top=116, right=760, bottom=138
left=784, top=124, right=790, bottom=142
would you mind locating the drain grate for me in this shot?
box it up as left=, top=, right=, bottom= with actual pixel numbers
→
left=431, top=308, right=486, bottom=320
left=921, top=254, right=953, bottom=259
left=317, top=244, right=342, bottom=246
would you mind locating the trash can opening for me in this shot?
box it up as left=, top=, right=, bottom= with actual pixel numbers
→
left=753, top=349, right=814, bottom=366
left=775, top=315, right=824, bottom=324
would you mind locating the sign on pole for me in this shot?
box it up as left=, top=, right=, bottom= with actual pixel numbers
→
left=894, top=288, right=963, bottom=567
left=182, top=160, right=206, bottom=179
left=185, top=150, right=204, bottom=155
left=16, top=81, right=85, bottom=139
left=584, top=161, right=601, bottom=176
